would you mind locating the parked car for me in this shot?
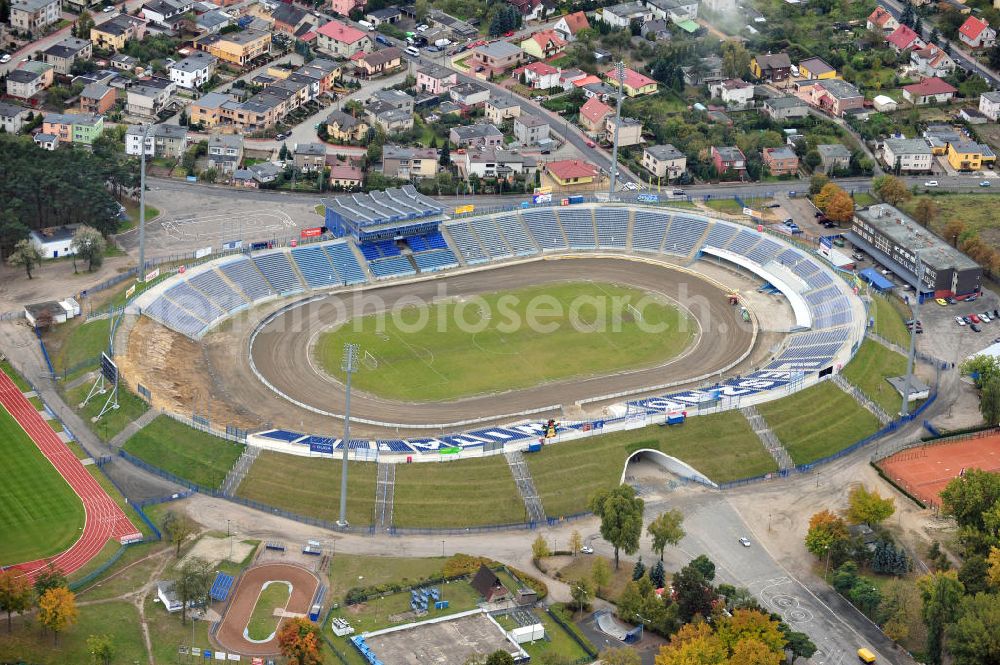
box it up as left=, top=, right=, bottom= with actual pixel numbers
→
left=102, top=4, right=115, bottom=10
left=585, top=140, right=596, bottom=148
left=964, top=316, right=973, bottom=324
left=972, top=323, right=982, bottom=333
left=852, top=252, right=865, bottom=261
left=580, top=545, right=594, bottom=554
left=738, top=537, right=751, bottom=547
left=980, top=181, right=991, bottom=187
left=971, top=314, right=981, bottom=324
left=956, top=316, right=966, bottom=326
left=947, top=297, right=958, bottom=305
left=924, top=180, right=939, bottom=187
left=935, top=298, right=948, bottom=306
left=981, top=312, right=992, bottom=322
left=967, top=294, right=978, bottom=302
left=0, top=54, right=10, bottom=63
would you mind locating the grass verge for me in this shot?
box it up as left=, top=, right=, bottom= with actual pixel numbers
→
left=842, top=339, right=908, bottom=415
left=65, top=383, right=149, bottom=442
left=329, top=554, right=447, bottom=602
left=868, top=295, right=911, bottom=349
left=122, top=415, right=245, bottom=489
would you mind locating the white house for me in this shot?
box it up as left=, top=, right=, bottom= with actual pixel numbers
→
left=29, top=226, right=78, bottom=258
left=980, top=91, right=1000, bottom=121
left=646, top=0, right=698, bottom=22
left=708, top=79, right=754, bottom=108
left=872, top=95, right=898, bottom=112
left=881, top=138, right=933, bottom=172
left=518, top=62, right=561, bottom=90
left=156, top=581, right=183, bottom=613
left=598, top=1, right=652, bottom=28
left=169, top=52, right=217, bottom=89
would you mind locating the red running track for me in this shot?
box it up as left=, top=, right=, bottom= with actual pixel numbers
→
left=0, top=371, right=141, bottom=579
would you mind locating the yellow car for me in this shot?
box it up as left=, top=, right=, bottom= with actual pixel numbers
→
left=935, top=298, right=948, bottom=306
left=857, top=647, right=877, bottom=663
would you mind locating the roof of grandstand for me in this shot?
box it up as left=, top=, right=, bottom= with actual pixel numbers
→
left=321, top=186, right=444, bottom=230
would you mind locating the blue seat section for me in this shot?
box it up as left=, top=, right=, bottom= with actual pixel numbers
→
left=788, top=328, right=849, bottom=347
left=370, top=256, right=415, bottom=279
left=425, top=231, right=448, bottom=249
left=804, top=285, right=841, bottom=309
left=805, top=269, right=834, bottom=290
left=377, top=239, right=400, bottom=256
left=662, top=216, right=708, bottom=256
left=253, top=252, right=304, bottom=294
left=406, top=235, right=429, bottom=252
left=727, top=229, right=762, bottom=255
left=165, top=282, right=225, bottom=322
left=359, top=243, right=381, bottom=261
left=791, top=258, right=819, bottom=281
left=144, top=298, right=205, bottom=337
left=220, top=258, right=274, bottom=301
left=747, top=238, right=782, bottom=265
left=492, top=214, right=536, bottom=256
left=292, top=245, right=340, bottom=288
left=259, top=429, right=305, bottom=442
left=596, top=208, right=629, bottom=248
left=445, top=222, right=488, bottom=264
left=188, top=269, right=248, bottom=312
left=414, top=249, right=458, bottom=272
left=776, top=247, right=802, bottom=265
left=702, top=222, right=737, bottom=250
left=210, top=573, right=234, bottom=602
left=558, top=208, right=596, bottom=248
left=471, top=217, right=515, bottom=258
left=377, top=439, right=415, bottom=452
left=325, top=243, right=367, bottom=284
left=521, top=208, right=567, bottom=250
left=632, top=210, right=668, bottom=252
left=776, top=343, right=842, bottom=361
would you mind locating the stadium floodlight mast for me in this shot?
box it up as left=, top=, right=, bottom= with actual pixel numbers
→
left=137, top=123, right=153, bottom=281
left=608, top=60, right=625, bottom=199
left=900, top=252, right=923, bottom=417
left=337, top=342, right=359, bottom=527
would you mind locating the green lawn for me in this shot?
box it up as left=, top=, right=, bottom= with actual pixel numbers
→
left=315, top=281, right=695, bottom=402
left=65, top=382, right=149, bottom=442
left=496, top=608, right=591, bottom=662
left=247, top=581, right=292, bottom=640
left=330, top=554, right=447, bottom=602
left=868, top=295, right=911, bottom=349
left=50, top=319, right=111, bottom=380
left=0, top=404, right=85, bottom=565
left=393, top=456, right=526, bottom=528
left=120, top=199, right=161, bottom=231
left=526, top=411, right=777, bottom=518
left=0, top=601, right=147, bottom=665
left=75, top=542, right=165, bottom=600
left=704, top=199, right=746, bottom=214
left=122, top=415, right=245, bottom=489
left=146, top=594, right=212, bottom=665
left=757, top=381, right=881, bottom=466
left=853, top=192, right=876, bottom=207
left=901, top=193, right=1000, bottom=246
left=1, top=359, right=32, bottom=392
left=236, top=451, right=377, bottom=527
left=327, top=579, right=482, bottom=636
left=842, top=339, right=908, bottom=415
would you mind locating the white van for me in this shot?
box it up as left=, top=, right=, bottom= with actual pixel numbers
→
left=405, top=46, right=420, bottom=58
left=358, top=19, right=374, bottom=30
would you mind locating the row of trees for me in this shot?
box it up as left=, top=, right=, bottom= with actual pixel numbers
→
left=0, top=565, right=79, bottom=646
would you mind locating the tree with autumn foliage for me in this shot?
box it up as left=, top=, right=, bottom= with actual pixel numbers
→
left=872, top=175, right=911, bottom=207
left=277, top=617, right=323, bottom=665
left=942, top=219, right=967, bottom=248
left=0, top=569, right=33, bottom=633
left=654, top=622, right=726, bottom=665
left=846, top=484, right=895, bottom=527
left=37, top=586, right=77, bottom=645
left=825, top=190, right=855, bottom=224
left=804, top=509, right=849, bottom=558
left=812, top=182, right=843, bottom=211
left=654, top=609, right=786, bottom=665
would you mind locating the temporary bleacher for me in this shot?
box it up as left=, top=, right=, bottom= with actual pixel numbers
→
left=210, top=572, right=235, bottom=602
left=291, top=245, right=340, bottom=288
left=444, top=222, right=489, bottom=264
left=631, top=210, right=669, bottom=252
left=220, top=257, right=274, bottom=301
left=188, top=269, right=248, bottom=313
left=414, top=249, right=458, bottom=272
left=253, top=252, right=304, bottom=294
left=351, top=635, right=385, bottom=665
left=325, top=242, right=368, bottom=285
left=166, top=282, right=225, bottom=323
left=491, top=214, right=537, bottom=256
left=521, top=209, right=567, bottom=250
left=557, top=208, right=596, bottom=249
left=596, top=208, right=629, bottom=248
left=369, top=256, right=415, bottom=279
left=662, top=216, right=708, bottom=256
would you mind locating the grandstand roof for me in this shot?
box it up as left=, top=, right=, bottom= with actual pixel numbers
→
left=322, top=186, right=444, bottom=230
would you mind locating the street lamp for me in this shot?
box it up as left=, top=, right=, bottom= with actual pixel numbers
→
left=900, top=250, right=923, bottom=417
left=137, top=123, right=153, bottom=281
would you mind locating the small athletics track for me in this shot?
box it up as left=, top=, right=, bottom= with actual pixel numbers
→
left=216, top=563, right=320, bottom=656
left=0, top=370, right=140, bottom=578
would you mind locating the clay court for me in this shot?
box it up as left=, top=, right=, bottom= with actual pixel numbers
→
left=215, top=563, right=320, bottom=656
left=363, top=611, right=521, bottom=665
left=877, top=431, right=1000, bottom=507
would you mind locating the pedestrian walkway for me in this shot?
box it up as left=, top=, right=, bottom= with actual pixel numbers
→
left=505, top=450, right=546, bottom=523
left=741, top=405, right=794, bottom=471
left=374, top=462, right=396, bottom=531
left=831, top=374, right=892, bottom=425
left=220, top=445, right=260, bottom=496
left=108, top=408, right=159, bottom=449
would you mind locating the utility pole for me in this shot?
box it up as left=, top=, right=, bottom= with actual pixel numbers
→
left=900, top=253, right=922, bottom=417
left=608, top=60, right=625, bottom=199
left=138, top=124, right=151, bottom=280
left=337, top=343, right=358, bottom=527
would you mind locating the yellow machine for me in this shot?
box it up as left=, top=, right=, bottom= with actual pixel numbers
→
left=857, top=647, right=876, bottom=663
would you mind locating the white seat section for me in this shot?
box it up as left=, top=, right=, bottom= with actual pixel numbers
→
left=520, top=208, right=567, bottom=250
left=445, top=222, right=489, bottom=264
left=663, top=216, right=708, bottom=256
left=491, top=214, right=536, bottom=256
left=253, top=252, right=304, bottom=294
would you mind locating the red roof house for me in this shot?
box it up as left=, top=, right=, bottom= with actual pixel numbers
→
left=579, top=96, right=612, bottom=135
left=546, top=159, right=599, bottom=185
left=885, top=25, right=926, bottom=52
left=554, top=11, right=590, bottom=41
left=866, top=6, right=899, bottom=33
left=902, top=77, right=957, bottom=105
left=958, top=16, right=996, bottom=49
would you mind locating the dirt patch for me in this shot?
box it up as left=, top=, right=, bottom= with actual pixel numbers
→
left=181, top=535, right=256, bottom=568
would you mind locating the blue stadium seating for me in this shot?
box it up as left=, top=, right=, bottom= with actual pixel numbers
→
left=406, top=235, right=429, bottom=252
left=370, top=256, right=415, bottom=279
left=188, top=269, right=248, bottom=313
left=788, top=328, right=849, bottom=347
left=521, top=209, right=567, bottom=250
left=220, top=258, right=274, bottom=301
left=726, top=230, right=761, bottom=255
left=558, top=209, right=596, bottom=249
left=260, top=429, right=305, bottom=442
left=663, top=217, right=708, bottom=256
left=470, top=217, right=515, bottom=258
left=631, top=210, right=668, bottom=252
left=166, top=282, right=225, bottom=323
left=414, top=249, right=458, bottom=272
left=376, top=240, right=400, bottom=256
left=292, top=246, right=340, bottom=288
left=596, top=208, right=629, bottom=248
left=425, top=231, right=448, bottom=249
left=253, top=252, right=304, bottom=294
left=144, top=298, right=206, bottom=338
left=746, top=238, right=782, bottom=265
left=444, top=222, right=489, bottom=264
left=359, top=243, right=381, bottom=261
left=702, top=223, right=738, bottom=250
left=776, top=343, right=842, bottom=361
left=210, top=573, right=234, bottom=602
left=325, top=243, right=368, bottom=285
left=377, top=440, right=416, bottom=452
left=491, top=214, right=537, bottom=256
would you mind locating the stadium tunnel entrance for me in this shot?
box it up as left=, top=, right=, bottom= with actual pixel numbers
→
left=620, top=449, right=718, bottom=489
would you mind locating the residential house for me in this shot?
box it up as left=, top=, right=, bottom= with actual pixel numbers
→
left=545, top=159, right=599, bottom=186
left=886, top=25, right=925, bottom=52
left=866, top=6, right=899, bottom=33
left=325, top=109, right=369, bottom=142
left=910, top=44, right=955, bottom=78
left=169, top=52, right=217, bottom=89
left=553, top=11, right=589, bottom=41
left=34, top=133, right=58, bottom=150
left=124, top=123, right=187, bottom=157
left=329, top=0, right=363, bottom=17
left=958, top=16, right=996, bottom=49
left=91, top=15, right=146, bottom=51
left=427, top=9, right=477, bottom=39
left=368, top=88, right=413, bottom=113
left=520, top=30, right=567, bottom=60
left=902, top=77, right=957, bottom=105
left=750, top=52, right=792, bottom=82
left=881, top=138, right=933, bottom=172
left=450, top=123, right=503, bottom=149
left=470, top=41, right=524, bottom=77
left=269, top=3, right=310, bottom=36
left=353, top=48, right=402, bottom=77
left=647, top=0, right=698, bottom=22
left=449, top=81, right=490, bottom=109
left=196, top=10, right=232, bottom=35
left=126, top=81, right=175, bottom=118
left=816, top=143, right=851, bottom=174
left=762, top=145, right=799, bottom=175
left=604, top=67, right=657, bottom=96
left=42, top=38, right=93, bottom=75
left=316, top=20, right=371, bottom=57
left=327, top=156, right=363, bottom=189
left=507, top=0, right=543, bottom=20
left=923, top=124, right=962, bottom=154
left=10, top=0, right=61, bottom=37
left=416, top=65, right=457, bottom=95
left=513, top=114, right=550, bottom=145
left=947, top=140, right=996, bottom=170
left=0, top=102, right=29, bottom=133
left=365, top=7, right=401, bottom=26
left=43, top=113, right=104, bottom=145
left=517, top=62, right=561, bottom=90
left=681, top=55, right=723, bottom=86
left=247, top=161, right=282, bottom=185
left=872, top=95, right=898, bottom=112
left=605, top=116, right=643, bottom=147
left=798, top=57, right=837, bottom=80
left=800, top=78, right=864, bottom=117
left=109, top=53, right=141, bottom=72
left=195, top=29, right=272, bottom=66
left=189, top=91, right=231, bottom=126
left=640, top=17, right=672, bottom=40
left=365, top=101, right=413, bottom=132
left=579, top=97, right=612, bottom=137
left=559, top=68, right=587, bottom=90
left=6, top=62, right=54, bottom=99
left=294, top=143, right=327, bottom=172
left=642, top=144, right=686, bottom=179
left=485, top=98, right=520, bottom=124
left=463, top=147, right=537, bottom=179
left=762, top=95, right=809, bottom=119
left=708, top=79, right=754, bottom=108
left=980, top=91, right=1000, bottom=121
left=141, top=0, right=193, bottom=27
left=598, top=1, right=652, bottom=28
left=79, top=82, right=116, bottom=114
left=382, top=145, right=439, bottom=180
left=711, top=145, right=746, bottom=176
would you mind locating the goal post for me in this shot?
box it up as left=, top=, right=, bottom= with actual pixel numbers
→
left=362, top=349, right=378, bottom=370
left=626, top=303, right=643, bottom=322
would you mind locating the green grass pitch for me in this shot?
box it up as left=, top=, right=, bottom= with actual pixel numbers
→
left=0, top=404, right=85, bottom=565
left=314, top=281, right=696, bottom=401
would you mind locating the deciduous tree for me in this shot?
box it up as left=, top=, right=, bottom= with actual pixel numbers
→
left=7, top=238, right=42, bottom=279
left=720, top=40, right=750, bottom=79
left=174, top=556, right=213, bottom=625
left=715, top=609, right=786, bottom=655
left=872, top=175, right=911, bottom=206
left=569, top=579, right=592, bottom=613
left=825, top=190, right=855, bottom=224
left=942, top=218, right=967, bottom=248
left=654, top=622, right=726, bottom=665
left=805, top=510, right=850, bottom=558
left=598, top=645, right=640, bottom=665
left=0, top=570, right=33, bottom=633
left=485, top=651, right=515, bottom=665
left=87, top=634, right=115, bottom=665
left=813, top=182, right=844, bottom=211
left=276, top=617, right=323, bottom=665
left=672, top=561, right=716, bottom=622
left=162, top=510, right=198, bottom=557
left=647, top=509, right=685, bottom=561
left=918, top=570, right=964, bottom=665
left=71, top=225, right=106, bottom=273
left=569, top=530, right=582, bottom=556
left=531, top=535, right=550, bottom=560
left=33, top=565, right=66, bottom=598
left=912, top=197, right=939, bottom=228
left=37, top=587, right=77, bottom=645
left=846, top=484, right=895, bottom=526
left=947, top=592, right=1000, bottom=665
left=589, top=486, right=644, bottom=570
left=987, top=546, right=1000, bottom=587
left=591, top=557, right=611, bottom=596
left=979, top=376, right=1000, bottom=426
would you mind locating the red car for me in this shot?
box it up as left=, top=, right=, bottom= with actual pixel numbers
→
left=585, top=140, right=596, bottom=148
left=971, top=314, right=981, bottom=324
left=503, top=30, right=515, bottom=37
